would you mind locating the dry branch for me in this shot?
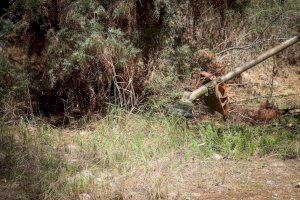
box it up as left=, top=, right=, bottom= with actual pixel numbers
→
left=181, top=35, right=300, bottom=105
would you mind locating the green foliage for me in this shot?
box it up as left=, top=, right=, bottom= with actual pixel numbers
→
left=174, top=44, right=193, bottom=74
left=0, top=19, right=14, bottom=43
left=193, top=116, right=300, bottom=159
left=2, top=0, right=298, bottom=115
left=0, top=119, right=66, bottom=198
left=0, top=55, right=27, bottom=100
left=10, top=0, right=46, bottom=21
left=228, top=0, right=251, bottom=14
left=112, top=4, right=126, bottom=19
left=51, top=1, right=138, bottom=67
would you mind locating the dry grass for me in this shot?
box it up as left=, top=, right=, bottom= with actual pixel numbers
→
left=1, top=1, right=299, bottom=199
left=226, top=59, right=300, bottom=111
left=0, top=110, right=299, bottom=199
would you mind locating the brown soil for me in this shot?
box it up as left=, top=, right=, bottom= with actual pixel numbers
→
left=0, top=178, right=30, bottom=200
left=0, top=156, right=299, bottom=199
left=185, top=158, right=300, bottom=200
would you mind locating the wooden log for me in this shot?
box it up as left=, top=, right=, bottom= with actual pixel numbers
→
left=181, top=35, right=300, bottom=105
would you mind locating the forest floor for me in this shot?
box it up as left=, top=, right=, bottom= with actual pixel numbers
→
left=227, top=60, right=300, bottom=110
left=0, top=110, right=299, bottom=199
left=0, top=59, right=299, bottom=199
left=0, top=176, right=29, bottom=200
left=0, top=155, right=299, bottom=199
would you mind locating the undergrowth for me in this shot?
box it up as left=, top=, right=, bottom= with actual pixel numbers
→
left=0, top=1, right=299, bottom=199
left=0, top=112, right=298, bottom=199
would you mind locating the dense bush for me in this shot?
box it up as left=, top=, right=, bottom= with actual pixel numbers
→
left=0, top=0, right=299, bottom=121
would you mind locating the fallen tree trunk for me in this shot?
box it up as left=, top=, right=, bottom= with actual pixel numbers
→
left=181, top=35, right=300, bottom=105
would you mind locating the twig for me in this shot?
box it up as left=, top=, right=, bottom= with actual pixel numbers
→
left=226, top=83, right=249, bottom=86
left=62, top=94, right=70, bottom=126
left=254, top=11, right=286, bottom=42
left=217, top=11, right=286, bottom=55
left=217, top=44, right=255, bottom=55
left=27, top=86, right=33, bottom=116
left=8, top=56, right=22, bottom=65
left=0, top=13, right=8, bottom=19
left=269, top=56, right=277, bottom=99
left=101, top=55, right=124, bottom=107
left=0, top=8, right=9, bottom=19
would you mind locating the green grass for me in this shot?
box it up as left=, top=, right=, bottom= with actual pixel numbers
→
left=0, top=112, right=299, bottom=199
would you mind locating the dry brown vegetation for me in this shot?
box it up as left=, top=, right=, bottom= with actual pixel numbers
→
left=0, top=112, right=299, bottom=199
left=0, top=0, right=300, bottom=199
left=0, top=0, right=298, bottom=121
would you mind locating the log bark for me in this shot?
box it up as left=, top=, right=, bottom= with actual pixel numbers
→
left=181, top=35, right=300, bottom=104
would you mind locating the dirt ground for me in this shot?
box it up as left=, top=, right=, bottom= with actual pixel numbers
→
left=0, top=156, right=299, bottom=200
left=185, top=158, right=300, bottom=200
left=228, top=61, right=300, bottom=110
left=0, top=178, right=30, bottom=200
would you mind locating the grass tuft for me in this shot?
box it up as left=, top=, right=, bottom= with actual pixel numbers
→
left=0, top=113, right=299, bottom=199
